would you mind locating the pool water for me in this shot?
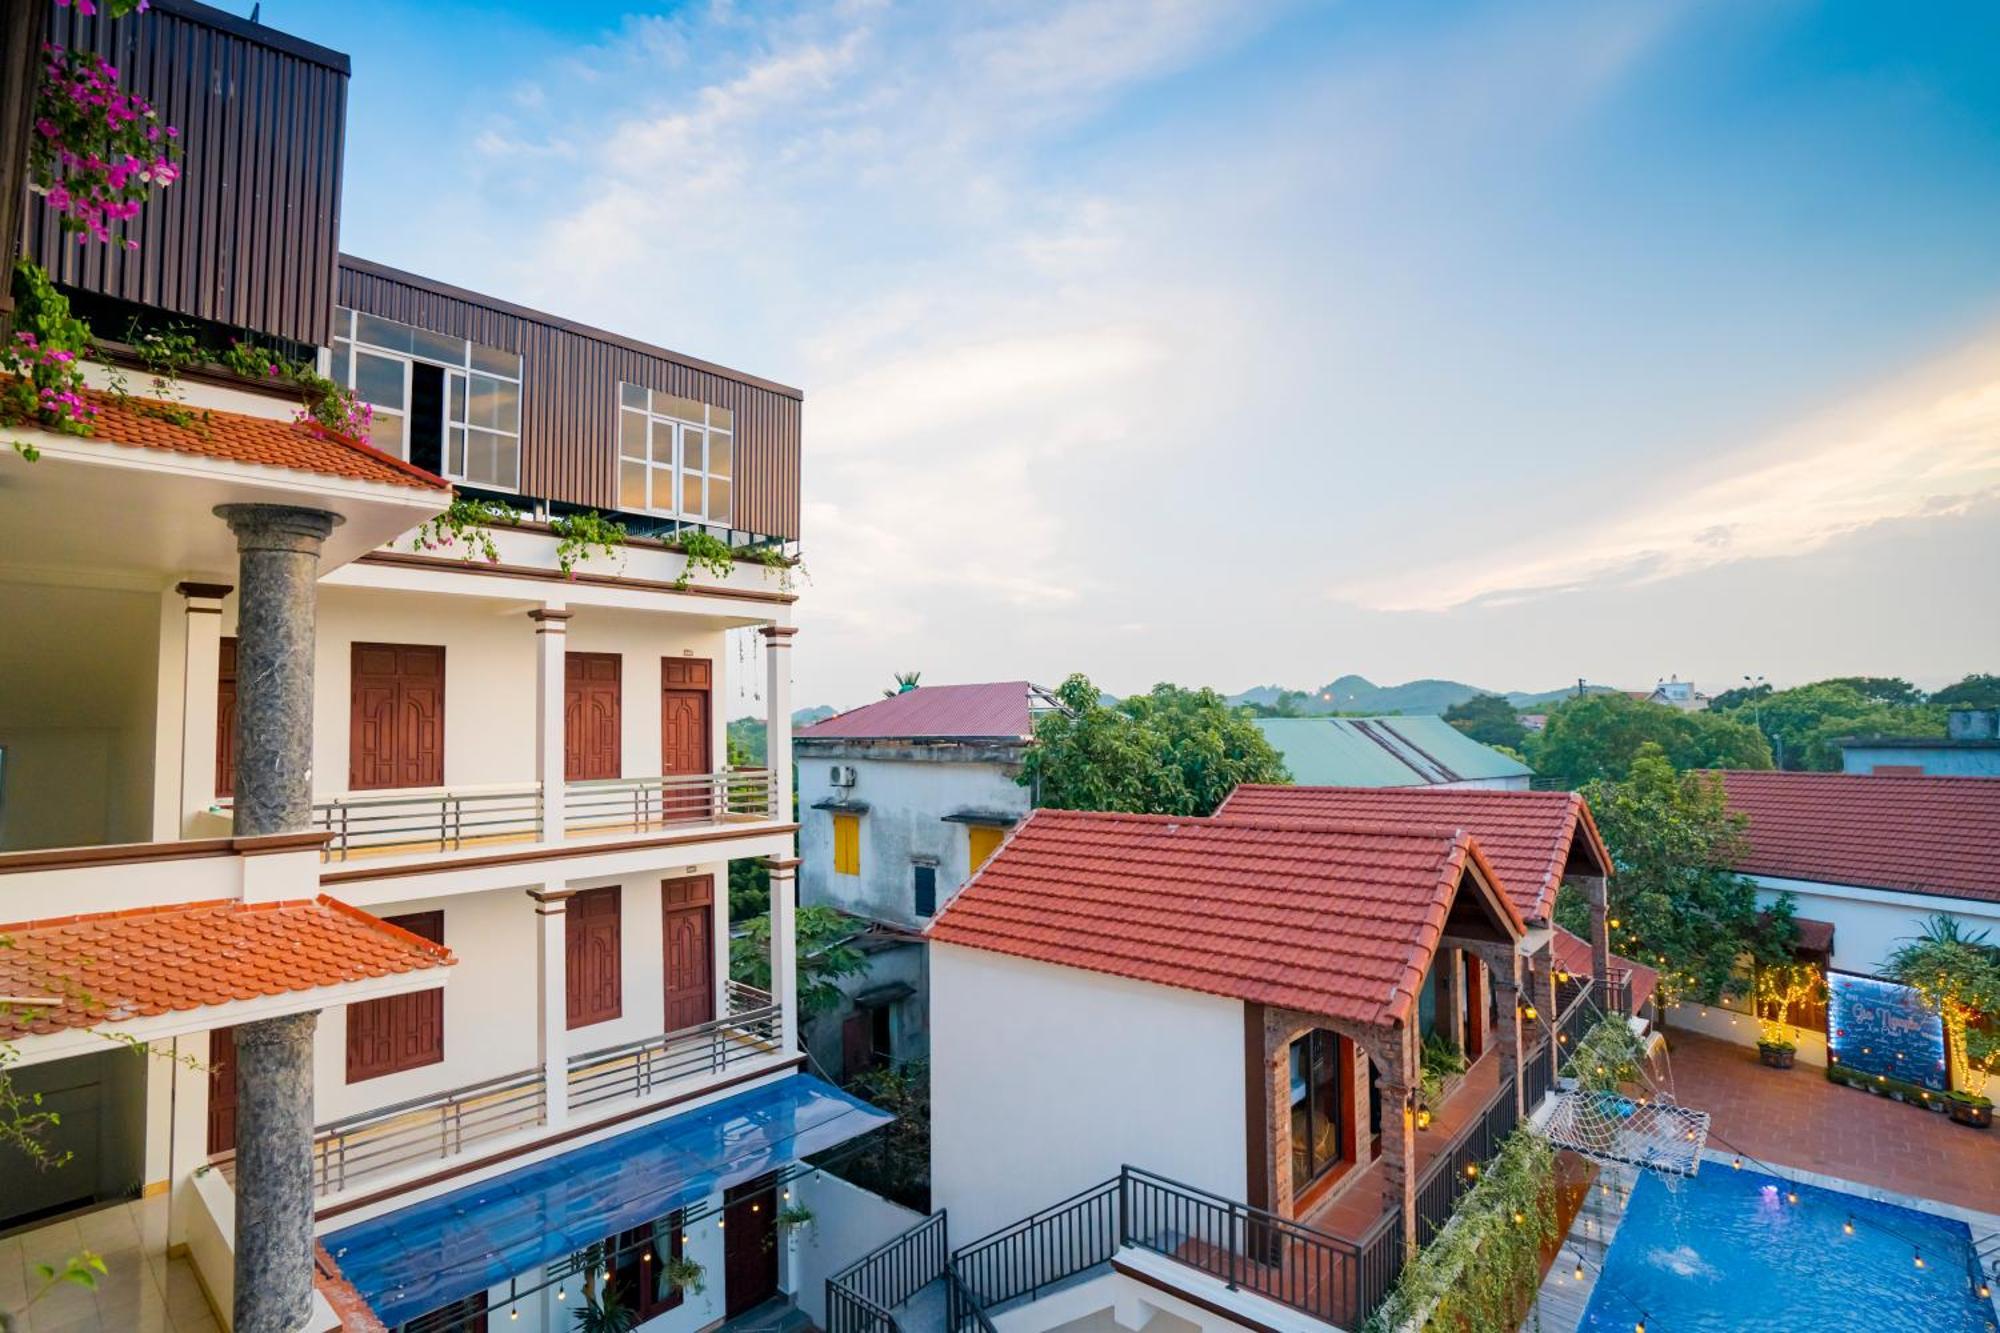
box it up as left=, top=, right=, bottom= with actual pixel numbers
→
left=1577, top=1167, right=1995, bottom=1332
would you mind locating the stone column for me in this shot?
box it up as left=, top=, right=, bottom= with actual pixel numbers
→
left=760, top=626, right=797, bottom=820
left=215, top=504, right=336, bottom=1333
left=174, top=581, right=231, bottom=836
left=529, top=607, right=570, bottom=839
left=1265, top=1023, right=1296, bottom=1219
left=1375, top=1023, right=1418, bottom=1250
left=231, top=1012, right=318, bottom=1333
left=767, top=857, right=801, bottom=1050
left=1574, top=873, right=1612, bottom=997
left=1539, top=943, right=1562, bottom=1081
left=213, top=504, right=338, bottom=837
left=1472, top=943, right=1525, bottom=1120
left=530, top=887, right=573, bottom=1127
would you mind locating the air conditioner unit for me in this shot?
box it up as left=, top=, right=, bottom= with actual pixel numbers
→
left=829, top=764, right=857, bottom=788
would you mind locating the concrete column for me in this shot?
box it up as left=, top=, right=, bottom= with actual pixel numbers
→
left=1377, top=1023, right=1418, bottom=1250
left=760, top=626, right=796, bottom=820
left=213, top=504, right=337, bottom=837
left=230, top=1012, right=318, bottom=1333
left=174, top=581, right=231, bottom=836
left=530, top=887, right=573, bottom=1128
left=767, top=857, right=800, bottom=1051
left=530, top=607, right=570, bottom=839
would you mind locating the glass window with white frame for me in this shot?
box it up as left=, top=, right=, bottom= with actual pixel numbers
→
left=617, top=383, right=732, bottom=525
left=330, top=307, right=524, bottom=491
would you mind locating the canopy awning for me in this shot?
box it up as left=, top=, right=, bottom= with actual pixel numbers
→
left=323, top=1073, right=890, bottom=1327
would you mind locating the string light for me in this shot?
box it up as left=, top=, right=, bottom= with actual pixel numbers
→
left=1465, top=1163, right=1479, bottom=1179
left=1914, top=1251, right=1925, bottom=1270
left=1730, top=1157, right=1742, bottom=1170
left=510, top=1309, right=519, bottom=1321
left=1575, top=1260, right=1586, bottom=1283
left=1843, top=1216, right=1854, bottom=1236
left=1785, top=1191, right=1798, bottom=1206
left=557, top=1285, right=567, bottom=1302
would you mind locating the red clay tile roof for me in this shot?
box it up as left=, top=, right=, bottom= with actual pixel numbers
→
left=65, top=382, right=448, bottom=491
left=1214, top=785, right=1610, bottom=922
left=0, top=896, right=455, bottom=1038
left=1551, top=926, right=1659, bottom=1013
left=1715, top=771, right=2000, bottom=904
left=926, top=809, right=1524, bottom=1028
left=799, top=681, right=1038, bottom=741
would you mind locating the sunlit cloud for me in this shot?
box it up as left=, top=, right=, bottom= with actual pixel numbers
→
left=1350, top=336, right=2000, bottom=612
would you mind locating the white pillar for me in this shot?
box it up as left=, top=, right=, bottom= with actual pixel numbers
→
left=530, top=886, right=572, bottom=1127
left=767, top=857, right=800, bottom=1051
left=175, top=581, right=230, bottom=837
left=760, top=625, right=796, bottom=821
left=530, top=606, right=570, bottom=839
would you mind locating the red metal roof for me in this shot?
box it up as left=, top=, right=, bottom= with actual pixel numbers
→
left=798, top=681, right=1036, bottom=741
left=74, top=383, right=449, bottom=491
left=1215, top=785, right=1610, bottom=922
left=0, top=896, right=455, bottom=1038
left=1715, top=770, right=2000, bottom=904
left=927, top=809, right=1524, bottom=1028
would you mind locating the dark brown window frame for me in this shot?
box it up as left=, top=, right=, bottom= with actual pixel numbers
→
left=345, top=910, right=446, bottom=1083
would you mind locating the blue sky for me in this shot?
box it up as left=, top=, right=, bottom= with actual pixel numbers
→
left=275, top=0, right=2000, bottom=709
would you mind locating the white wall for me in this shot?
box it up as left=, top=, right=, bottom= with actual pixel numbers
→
left=789, top=1170, right=931, bottom=1327
left=1750, top=875, right=2000, bottom=976
left=797, top=751, right=1028, bottom=929
left=932, top=944, right=1246, bottom=1242
left=476, top=1190, right=729, bottom=1333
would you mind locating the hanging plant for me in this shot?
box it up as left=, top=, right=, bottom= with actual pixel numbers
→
left=412, top=495, right=524, bottom=564
left=660, top=1255, right=705, bottom=1295
left=1, top=260, right=98, bottom=456
left=29, top=42, right=180, bottom=247
left=667, top=528, right=734, bottom=589
left=776, top=1201, right=815, bottom=1233
left=550, top=510, right=628, bottom=577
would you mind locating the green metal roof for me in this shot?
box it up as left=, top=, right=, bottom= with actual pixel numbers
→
left=1253, top=715, right=1532, bottom=787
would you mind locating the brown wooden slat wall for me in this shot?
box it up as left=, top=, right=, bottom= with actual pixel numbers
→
left=22, top=0, right=348, bottom=347
left=338, top=258, right=804, bottom=541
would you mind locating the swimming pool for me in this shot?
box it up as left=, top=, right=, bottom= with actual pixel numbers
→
left=1577, top=1166, right=1995, bottom=1332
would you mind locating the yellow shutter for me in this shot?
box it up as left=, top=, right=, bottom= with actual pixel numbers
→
left=833, top=814, right=861, bottom=876
left=968, top=823, right=1005, bottom=871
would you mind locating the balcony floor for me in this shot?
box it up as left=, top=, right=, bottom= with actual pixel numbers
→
left=1300, top=1045, right=1510, bottom=1243
left=0, top=1197, right=219, bottom=1333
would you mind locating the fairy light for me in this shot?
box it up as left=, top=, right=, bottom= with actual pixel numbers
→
left=1730, top=1157, right=1742, bottom=1170
left=1465, top=1163, right=1479, bottom=1179
left=1785, top=1191, right=1798, bottom=1206
left=1843, top=1216, right=1855, bottom=1235
left=510, top=1309, right=519, bottom=1322
left=1915, top=1250, right=1925, bottom=1270
left=1575, top=1259, right=1586, bottom=1283
left=557, top=1285, right=567, bottom=1302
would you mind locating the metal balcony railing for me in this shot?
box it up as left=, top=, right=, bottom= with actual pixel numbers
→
left=307, top=783, right=544, bottom=861
left=826, top=1210, right=950, bottom=1333
left=209, top=987, right=784, bottom=1198
left=563, top=769, right=776, bottom=835
left=566, top=997, right=782, bottom=1112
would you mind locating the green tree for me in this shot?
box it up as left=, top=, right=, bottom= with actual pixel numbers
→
left=824, top=1058, right=932, bottom=1211
left=1442, top=693, right=1527, bottom=751
left=1529, top=693, right=1771, bottom=788
left=1819, top=676, right=1924, bottom=707
left=729, top=906, right=866, bottom=1021
left=1930, top=674, right=2000, bottom=709
left=882, top=671, right=921, bottom=698
left=1707, top=682, right=1772, bottom=713
left=1561, top=744, right=1794, bottom=1006
left=1020, top=674, right=1289, bottom=816
left=1881, top=915, right=2000, bottom=1101
left=1727, top=681, right=1944, bottom=770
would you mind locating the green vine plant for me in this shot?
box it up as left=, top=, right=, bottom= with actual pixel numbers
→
left=1364, top=1128, right=1559, bottom=1333
left=2, top=260, right=99, bottom=459
left=411, top=495, right=524, bottom=564
left=0, top=1251, right=107, bottom=1331
left=666, top=527, right=733, bottom=590
left=744, top=543, right=805, bottom=593
left=776, top=1200, right=815, bottom=1232
left=551, top=510, right=629, bottom=577
left=110, top=317, right=208, bottom=429
left=661, top=1255, right=706, bottom=1295
left=1563, top=1015, right=1647, bottom=1094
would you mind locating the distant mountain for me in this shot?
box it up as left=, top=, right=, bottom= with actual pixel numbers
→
left=794, top=704, right=837, bottom=726
left=1228, top=675, right=1597, bottom=716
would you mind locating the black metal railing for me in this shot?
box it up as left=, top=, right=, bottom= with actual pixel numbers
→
left=951, top=1177, right=1122, bottom=1316
left=1410, top=1071, right=1521, bottom=1248
left=825, top=1210, right=950, bottom=1333
left=944, top=1264, right=1001, bottom=1333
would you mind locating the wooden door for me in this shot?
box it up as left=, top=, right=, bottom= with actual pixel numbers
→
left=660, top=658, right=711, bottom=821
left=351, top=643, right=445, bottom=790
left=346, top=911, right=446, bottom=1082
left=215, top=637, right=237, bottom=798
left=722, top=1175, right=780, bottom=1318
left=207, top=1026, right=237, bottom=1156
left=662, top=876, right=715, bottom=1032
left=566, top=886, right=623, bottom=1029
left=564, top=652, right=622, bottom=781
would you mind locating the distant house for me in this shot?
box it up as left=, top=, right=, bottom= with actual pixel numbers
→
left=1629, top=676, right=1710, bottom=711
left=1667, top=771, right=2000, bottom=1064
left=1253, top=715, right=1532, bottom=789
left=1837, top=707, right=2000, bottom=777
left=1519, top=712, right=1549, bottom=733
left=794, top=681, right=1045, bottom=1079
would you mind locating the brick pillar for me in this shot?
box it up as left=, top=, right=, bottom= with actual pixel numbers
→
left=1376, top=1023, right=1418, bottom=1250
left=1347, top=1036, right=1373, bottom=1167
left=1267, top=1027, right=1296, bottom=1218
left=1577, top=873, right=1612, bottom=995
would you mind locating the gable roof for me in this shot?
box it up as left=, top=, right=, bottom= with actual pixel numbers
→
left=1715, top=770, right=2000, bottom=904
left=0, top=896, right=455, bottom=1038
left=926, top=809, right=1524, bottom=1028
left=798, top=681, right=1038, bottom=742
left=1214, top=785, right=1608, bottom=921
left=1252, top=716, right=1531, bottom=787
left=75, top=383, right=449, bottom=492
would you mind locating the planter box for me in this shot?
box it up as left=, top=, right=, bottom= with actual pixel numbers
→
left=1758, top=1045, right=1796, bottom=1070
left=1949, top=1099, right=1993, bottom=1130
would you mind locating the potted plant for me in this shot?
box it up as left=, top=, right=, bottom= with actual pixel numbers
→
left=571, top=1287, right=637, bottom=1333
left=1416, top=1034, right=1468, bottom=1127
left=1753, top=961, right=1823, bottom=1072
left=662, top=1255, right=706, bottom=1297
left=1883, top=916, right=2000, bottom=1131
left=777, top=1200, right=815, bottom=1234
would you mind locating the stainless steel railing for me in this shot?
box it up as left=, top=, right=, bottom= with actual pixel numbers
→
left=307, top=783, right=544, bottom=861
left=563, top=769, right=776, bottom=834
left=567, top=1001, right=782, bottom=1111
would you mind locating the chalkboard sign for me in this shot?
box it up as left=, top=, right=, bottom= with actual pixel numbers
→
left=1826, top=973, right=1946, bottom=1091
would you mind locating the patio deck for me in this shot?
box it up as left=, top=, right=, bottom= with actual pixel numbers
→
left=0, top=1196, right=219, bottom=1333
left=1660, top=1029, right=2000, bottom=1215
left=1301, top=1045, right=1511, bottom=1242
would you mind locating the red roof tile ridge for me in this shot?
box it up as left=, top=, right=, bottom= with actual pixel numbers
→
left=289, top=418, right=452, bottom=490
left=318, top=894, right=458, bottom=963
left=0, top=896, right=239, bottom=933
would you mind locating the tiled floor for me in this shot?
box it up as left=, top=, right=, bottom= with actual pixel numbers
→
left=0, top=1197, right=220, bottom=1333
left=1661, top=1030, right=2000, bottom=1214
